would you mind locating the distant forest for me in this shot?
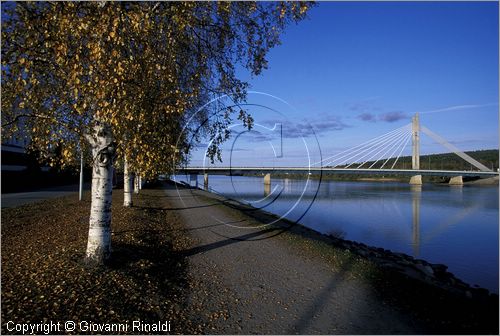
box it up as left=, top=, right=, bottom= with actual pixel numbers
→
left=330, top=149, right=499, bottom=171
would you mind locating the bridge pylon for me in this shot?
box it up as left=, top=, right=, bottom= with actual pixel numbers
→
left=410, top=113, right=422, bottom=185
left=412, top=113, right=420, bottom=170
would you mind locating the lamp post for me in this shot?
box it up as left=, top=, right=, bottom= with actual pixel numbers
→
left=79, top=150, right=83, bottom=201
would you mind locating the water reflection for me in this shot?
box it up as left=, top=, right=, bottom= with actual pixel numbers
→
left=264, top=183, right=271, bottom=197
left=423, top=204, right=479, bottom=244
left=411, top=186, right=421, bottom=257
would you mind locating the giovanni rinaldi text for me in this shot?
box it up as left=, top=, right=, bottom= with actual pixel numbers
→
left=6, top=320, right=172, bottom=334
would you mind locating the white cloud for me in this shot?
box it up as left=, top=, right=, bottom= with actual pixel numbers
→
left=419, top=103, right=498, bottom=114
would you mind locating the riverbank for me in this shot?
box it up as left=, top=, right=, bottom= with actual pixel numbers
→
left=466, top=176, right=499, bottom=185
left=235, top=172, right=499, bottom=184
left=2, top=182, right=498, bottom=334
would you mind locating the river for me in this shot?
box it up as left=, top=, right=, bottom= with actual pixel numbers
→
left=173, top=174, right=499, bottom=293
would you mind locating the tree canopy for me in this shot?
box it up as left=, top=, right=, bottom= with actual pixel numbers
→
left=2, top=1, right=311, bottom=176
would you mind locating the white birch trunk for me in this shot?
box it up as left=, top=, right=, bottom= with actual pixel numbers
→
left=85, top=123, right=115, bottom=263
left=139, top=175, right=142, bottom=190
left=134, top=174, right=140, bottom=194
left=123, top=155, right=133, bottom=207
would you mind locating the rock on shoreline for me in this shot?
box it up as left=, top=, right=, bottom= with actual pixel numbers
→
left=326, top=235, right=496, bottom=301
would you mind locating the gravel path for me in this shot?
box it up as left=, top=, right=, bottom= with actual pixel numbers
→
left=165, top=183, right=423, bottom=334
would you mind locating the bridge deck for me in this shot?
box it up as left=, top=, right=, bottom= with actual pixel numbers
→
left=177, top=167, right=499, bottom=178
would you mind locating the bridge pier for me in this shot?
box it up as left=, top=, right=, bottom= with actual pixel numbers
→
left=264, top=173, right=271, bottom=186
left=204, top=173, right=209, bottom=190
left=449, top=176, right=463, bottom=186
left=189, top=173, right=198, bottom=188
left=409, top=175, right=422, bottom=185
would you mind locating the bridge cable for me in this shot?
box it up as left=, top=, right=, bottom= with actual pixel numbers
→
left=344, top=126, right=411, bottom=168
left=324, top=124, right=411, bottom=167
left=369, top=129, right=412, bottom=169
left=380, top=129, right=412, bottom=169
left=390, top=131, right=412, bottom=169
left=357, top=128, right=411, bottom=169
left=314, top=123, right=411, bottom=167
left=347, top=127, right=410, bottom=168
left=320, top=124, right=410, bottom=167
left=421, top=125, right=491, bottom=171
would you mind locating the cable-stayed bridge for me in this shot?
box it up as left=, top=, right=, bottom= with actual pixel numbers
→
left=178, top=113, right=498, bottom=187
left=176, top=113, right=498, bottom=259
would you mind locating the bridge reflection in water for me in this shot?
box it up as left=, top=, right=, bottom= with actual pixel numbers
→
left=262, top=178, right=429, bottom=255
left=412, top=186, right=421, bottom=256
left=264, top=183, right=271, bottom=197
left=261, top=177, right=482, bottom=259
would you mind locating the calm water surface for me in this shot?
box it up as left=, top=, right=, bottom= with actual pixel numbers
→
left=174, top=175, right=499, bottom=293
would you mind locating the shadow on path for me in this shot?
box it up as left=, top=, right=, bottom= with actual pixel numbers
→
left=291, top=260, right=354, bottom=334
left=181, top=227, right=278, bottom=257
left=113, top=222, right=230, bottom=236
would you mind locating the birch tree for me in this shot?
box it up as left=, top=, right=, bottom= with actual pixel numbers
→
left=2, top=1, right=312, bottom=264
left=123, top=154, right=133, bottom=207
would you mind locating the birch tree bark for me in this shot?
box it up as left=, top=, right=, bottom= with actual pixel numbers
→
left=123, top=154, right=133, bottom=207
left=134, top=175, right=140, bottom=194
left=85, top=123, right=115, bottom=263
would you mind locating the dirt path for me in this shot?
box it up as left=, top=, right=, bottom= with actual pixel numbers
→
left=165, top=183, right=424, bottom=334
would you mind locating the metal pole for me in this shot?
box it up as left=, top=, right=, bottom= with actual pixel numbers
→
left=79, top=151, right=83, bottom=201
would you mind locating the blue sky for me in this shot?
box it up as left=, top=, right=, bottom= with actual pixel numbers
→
left=192, top=2, right=499, bottom=167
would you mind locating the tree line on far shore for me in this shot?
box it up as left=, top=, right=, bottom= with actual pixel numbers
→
left=330, top=149, right=499, bottom=171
